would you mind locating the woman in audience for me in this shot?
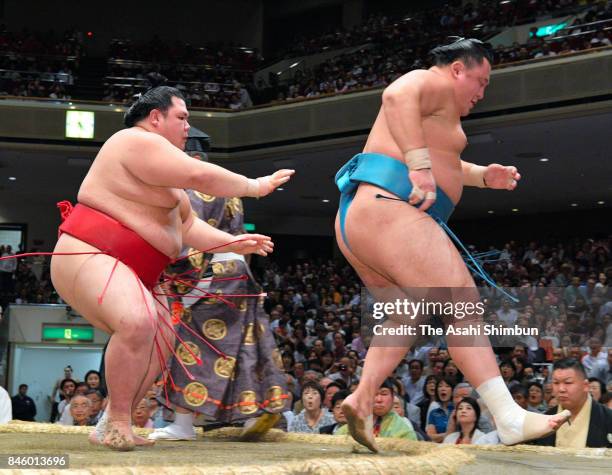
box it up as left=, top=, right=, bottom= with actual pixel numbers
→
left=588, top=377, right=607, bottom=403
left=132, top=398, right=154, bottom=429
left=84, top=370, right=105, bottom=397
left=417, top=375, right=438, bottom=430
left=527, top=382, right=547, bottom=413
left=426, top=378, right=455, bottom=443
left=288, top=381, right=335, bottom=433
left=443, top=397, right=486, bottom=444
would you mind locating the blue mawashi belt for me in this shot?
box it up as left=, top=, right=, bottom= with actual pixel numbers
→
left=335, top=152, right=517, bottom=302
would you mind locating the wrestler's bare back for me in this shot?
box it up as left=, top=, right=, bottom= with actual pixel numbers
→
left=77, top=128, right=187, bottom=258
left=363, top=69, right=467, bottom=204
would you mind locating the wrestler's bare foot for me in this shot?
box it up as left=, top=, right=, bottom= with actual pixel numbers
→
left=341, top=393, right=378, bottom=453
left=103, top=419, right=136, bottom=451
left=89, top=430, right=153, bottom=447
left=497, top=409, right=572, bottom=445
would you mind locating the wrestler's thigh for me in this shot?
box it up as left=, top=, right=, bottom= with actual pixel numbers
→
left=52, top=242, right=158, bottom=336
left=343, top=185, right=475, bottom=289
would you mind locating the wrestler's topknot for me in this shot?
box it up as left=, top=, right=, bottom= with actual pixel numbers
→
left=429, top=37, right=493, bottom=68
left=124, top=86, right=185, bottom=128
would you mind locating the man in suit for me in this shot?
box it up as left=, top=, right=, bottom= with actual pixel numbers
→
left=11, top=384, right=36, bottom=421
left=531, top=358, right=611, bottom=448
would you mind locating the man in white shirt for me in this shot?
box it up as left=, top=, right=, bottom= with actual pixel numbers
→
left=401, top=359, right=426, bottom=405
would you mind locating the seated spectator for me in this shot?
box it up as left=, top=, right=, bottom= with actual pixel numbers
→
left=288, top=381, right=334, bottom=433
left=588, top=377, right=607, bottom=403
left=582, top=337, right=606, bottom=377
left=499, top=361, right=521, bottom=390
left=320, top=389, right=349, bottom=434
left=328, top=357, right=358, bottom=387
left=74, top=381, right=89, bottom=396
left=323, top=381, right=346, bottom=410
left=86, top=390, right=104, bottom=425
left=417, top=375, right=438, bottom=430
left=401, top=359, right=426, bottom=405
left=56, top=378, right=76, bottom=422
left=531, top=358, right=612, bottom=448
left=527, top=382, right=547, bottom=413
left=84, top=370, right=106, bottom=397
left=510, top=384, right=529, bottom=410
left=11, top=384, right=36, bottom=421
left=132, top=398, right=154, bottom=428
left=393, top=394, right=428, bottom=440
left=69, top=395, right=92, bottom=426
left=443, top=397, right=487, bottom=444
left=337, top=378, right=417, bottom=440
left=426, top=377, right=455, bottom=443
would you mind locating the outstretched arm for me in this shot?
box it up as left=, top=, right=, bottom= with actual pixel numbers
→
left=461, top=160, right=520, bottom=190
left=122, top=131, right=293, bottom=198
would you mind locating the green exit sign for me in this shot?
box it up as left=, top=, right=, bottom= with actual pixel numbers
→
left=42, top=325, right=94, bottom=342
left=244, top=223, right=256, bottom=231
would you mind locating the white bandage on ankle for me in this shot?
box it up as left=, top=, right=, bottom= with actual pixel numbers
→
left=476, top=376, right=526, bottom=444
left=465, top=164, right=487, bottom=188
left=403, top=148, right=432, bottom=170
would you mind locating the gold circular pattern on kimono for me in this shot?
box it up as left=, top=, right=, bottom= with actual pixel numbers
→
left=212, top=262, right=225, bottom=276
left=257, top=322, right=266, bottom=337
left=181, top=307, right=193, bottom=324
left=243, top=323, right=256, bottom=345
left=214, top=356, right=236, bottom=379
left=207, top=218, right=218, bottom=227
left=238, top=390, right=258, bottom=414
left=183, top=382, right=208, bottom=407
left=227, top=197, right=243, bottom=215
left=187, top=248, right=204, bottom=269
left=266, top=386, right=285, bottom=411
left=202, top=319, right=227, bottom=340
left=177, top=341, right=201, bottom=366
left=238, top=299, right=248, bottom=313
left=271, top=348, right=284, bottom=370
left=194, top=191, right=216, bottom=203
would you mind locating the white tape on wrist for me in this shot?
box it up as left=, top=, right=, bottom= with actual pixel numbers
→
left=247, top=178, right=260, bottom=198
left=403, top=148, right=432, bottom=170
left=467, top=165, right=487, bottom=188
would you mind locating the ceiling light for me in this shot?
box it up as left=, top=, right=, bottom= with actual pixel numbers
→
left=539, top=158, right=549, bottom=162
left=570, top=203, right=578, bottom=207
left=8, top=176, right=16, bottom=181
left=277, top=187, right=284, bottom=191
left=511, top=208, right=519, bottom=212
left=597, top=200, right=605, bottom=205
left=322, top=199, right=330, bottom=203
left=487, top=210, right=494, bottom=214
left=289, top=62, right=299, bottom=68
